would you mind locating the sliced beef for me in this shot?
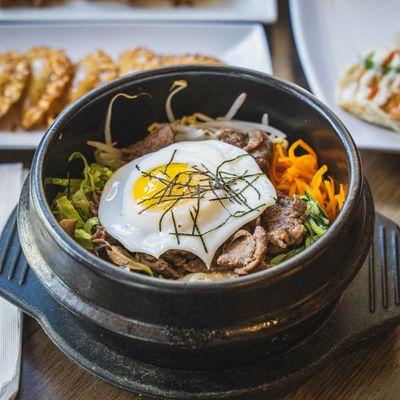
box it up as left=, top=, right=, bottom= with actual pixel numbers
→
left=216, top=128, right=248, bottom=148
left=91, top=225, right=118, bottom=247
left=122, top=124, right=174, bottom=161
left=161, top=250, right=208, bottom=274
left=136, top=253, right=183, bottom=279
left=216, top=226, right=268, bottom=275
left=244, top=130, right=273, bottom=173
left=217, top=128, right=273, bottom=173
left=59, top=218, right=77, bottom=237
left=90, top=223, right=272, bottom=279
left=262, top=194, right=307, bottom=255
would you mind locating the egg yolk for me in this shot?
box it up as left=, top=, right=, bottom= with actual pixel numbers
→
left=133, top=163, right=202, bottom=211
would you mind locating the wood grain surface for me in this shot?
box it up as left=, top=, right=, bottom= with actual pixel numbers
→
left=1, top=1, right=399, bottom=399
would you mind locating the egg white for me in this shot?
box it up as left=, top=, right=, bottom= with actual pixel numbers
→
left=99, top=140, right=276, bottom=266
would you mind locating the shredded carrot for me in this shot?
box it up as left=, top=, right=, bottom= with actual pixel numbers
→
left=270, top=139, right=346, bottom=222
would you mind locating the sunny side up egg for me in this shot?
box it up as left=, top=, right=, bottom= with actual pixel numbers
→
left=98, top=140, right=277, bottom=267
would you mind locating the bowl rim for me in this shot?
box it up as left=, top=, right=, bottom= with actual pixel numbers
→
left=30, top=65, right=362, bottom=292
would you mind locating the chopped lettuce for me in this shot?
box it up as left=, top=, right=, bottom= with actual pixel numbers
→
left=55, top=196, right=84, bottom=228
left=45, top=177, right=82, bottom=194
left=47, top=152, right=113, bottom=247
left=83, top=217, right=100, bottom=234
left=74, top=229, right=93, bottom=249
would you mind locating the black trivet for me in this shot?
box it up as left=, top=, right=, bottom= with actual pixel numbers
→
left=0, top=209, right=399, bottom=400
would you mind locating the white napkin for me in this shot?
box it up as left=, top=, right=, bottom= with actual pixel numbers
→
left=0, top=164, right=24, bottom=400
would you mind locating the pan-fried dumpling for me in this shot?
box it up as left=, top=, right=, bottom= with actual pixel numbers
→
left=22, top=47, right=73, bottom=130
left=69, top=50, right=118, bottom=103
left=0, top=51, right=29, bottom=120
left=161, top=53, right=223, bottom=67
left=118, top=47, right=162, bottom=75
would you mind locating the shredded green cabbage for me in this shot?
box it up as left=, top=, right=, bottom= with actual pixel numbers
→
left=74, top=229, right=94, bottom=249
left=55, top=196, right=84, bottom=228
left=48, top=153, right=112, bottom=242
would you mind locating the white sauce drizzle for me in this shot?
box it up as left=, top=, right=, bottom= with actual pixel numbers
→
left=351, top=47, right=400, bottom=106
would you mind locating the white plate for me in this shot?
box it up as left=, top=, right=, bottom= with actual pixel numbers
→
left=0, top=22, right=272, bottom=150
left=290, top=0, right=400, bottom=153
left=0, top=0, right=277, bottom=23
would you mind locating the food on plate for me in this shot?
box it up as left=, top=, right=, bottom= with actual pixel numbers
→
left=121, top=0, right=194, bottom=6
left=0, top=46, right=222, bottom=131
left=69, top=50, right=118, bottom=103
left=48, top=81, right=346, bottom=281
left=22, top=47, right=73, bottom=130
left=161, top=53, right=223, bottom=67
left=337, top=45, right=400, bottom=133
left=0, top=51, right=29, bottom=120
left=0, top=0, right=45, bottom=6
left=119, top=47, right=162, bottom=75
left=0, top=0, right=192, bottom=6
left=119, top=47, right=223, bottom=76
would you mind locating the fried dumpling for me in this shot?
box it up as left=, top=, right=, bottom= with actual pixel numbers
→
left=22, top=47, right=72, bottom=130
left=0, top=51, right=29, bottom=120
left=69, top=50, right=118, bottom=103
left=337, top=46, right=400, bottom=133
left=161, top=53, right=223, bottom=67
left=0, top=0, right=45, bottom=6
left=118, top=47, right=162, bottom=76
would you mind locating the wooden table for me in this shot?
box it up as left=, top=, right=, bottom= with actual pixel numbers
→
left=2, top=2, right=399, bottom=399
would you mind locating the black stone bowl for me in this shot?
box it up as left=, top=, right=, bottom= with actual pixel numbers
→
left=18, top=66, right=374, bottom=369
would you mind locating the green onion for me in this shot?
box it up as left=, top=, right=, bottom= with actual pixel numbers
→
left=364, top=52, right=375, bottom=69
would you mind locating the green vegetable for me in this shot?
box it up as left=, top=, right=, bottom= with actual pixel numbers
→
left=55, top=196, right=84, bottom=228
left=364, top=52, right=375, bottom=69
left=383, top=66, right=392, bottom=75
left=83, top=217, right=100, bottom=234
left=359, top=51, right=400, bottom=75
left=269, top=246, right=306, bottom=265
left=47, top=152, right=114, bottom=251
left=127, top=260, right=154, bottom=277
left=74, top=229, right=93, bottom=249
left=68, top=152, right=94, bottom=219
left=45, top=177, right=82, bottom=194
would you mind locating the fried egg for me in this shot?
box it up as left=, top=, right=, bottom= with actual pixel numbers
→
left=99, top=140, right=276, bottom=266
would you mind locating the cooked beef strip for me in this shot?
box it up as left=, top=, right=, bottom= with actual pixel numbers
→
left=161, top=250, right=209, bottom=274
left=92, top=225, right=119, bottom=247
left=59, top=218, right=77, bottom=237
left=262, top=194, right=307, bottom=255
left=216, top=128, right=273, bottom=173
left=136, top=253, right=184, bottom=279
left=244, top=130, right=273, bottom=173
left=216, top=128, right=248, bottom=148
left=122, top=124, right=175, bottom=161
left=216, top=226, right=268, bottom=275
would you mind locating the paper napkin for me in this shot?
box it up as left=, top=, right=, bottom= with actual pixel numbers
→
left=0, top=163, right=24, bottom=400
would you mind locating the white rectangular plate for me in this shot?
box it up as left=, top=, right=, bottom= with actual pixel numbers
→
left=0, top=22, right=272, bottom=150
left=0, top=0, right=277, bottom=23
left=290, top=0, right=400, bottom=153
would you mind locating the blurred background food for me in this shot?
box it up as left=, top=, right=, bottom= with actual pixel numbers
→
left=0, top=46, right=222, bottom=131
left=0, top=0, right=195, bottom=7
